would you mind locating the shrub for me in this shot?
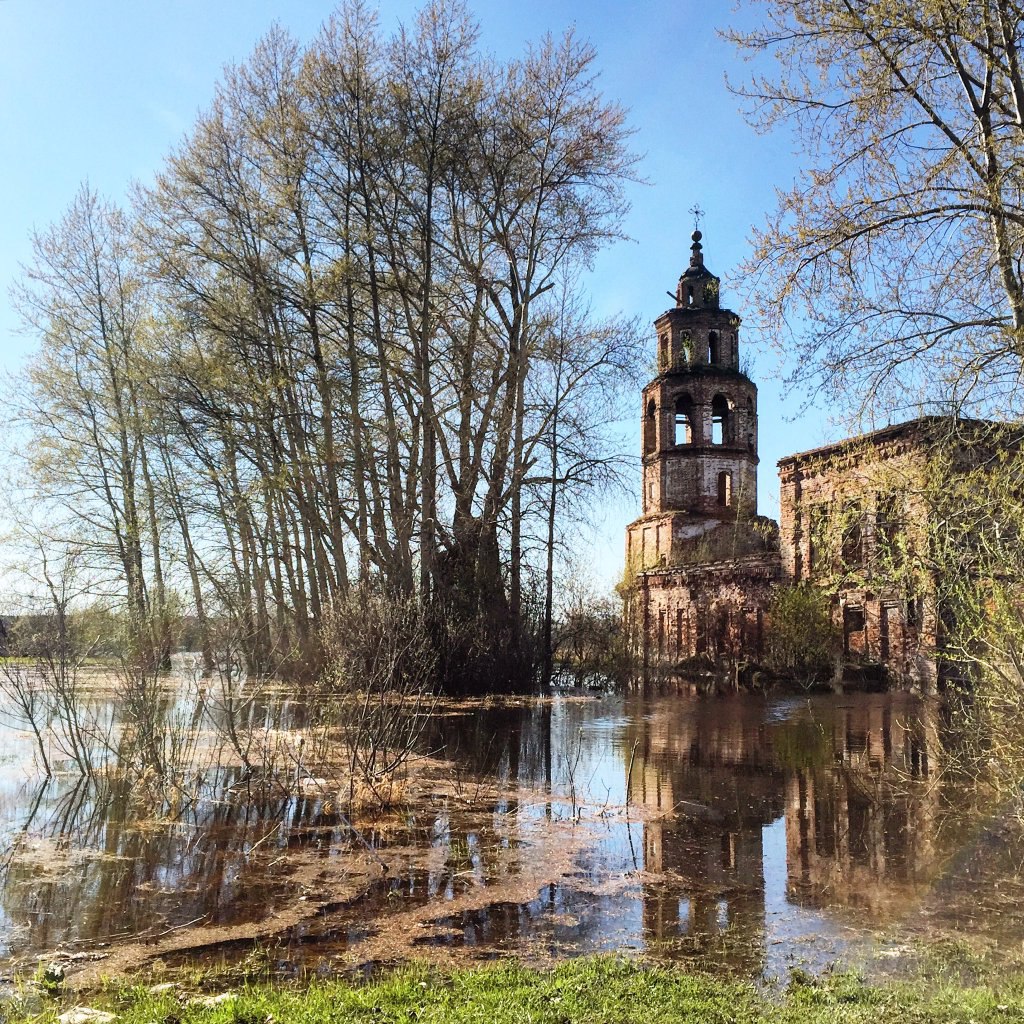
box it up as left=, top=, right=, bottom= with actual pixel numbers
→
left=765, top=585, right=839, bottom=686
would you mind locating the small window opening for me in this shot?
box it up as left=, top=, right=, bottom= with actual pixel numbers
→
left=644, top=399, right=656, bottom=455
left=876, top=491, right=905, bottom=564
left=713, top=606, right=730, bottom=655
left=678, top=330, right=691, bottom=365
left=658, top=334, right=669, bottom=371
left=717, top=470, right=732, bottom=507
left=708, top=331, right=720, bottom=364
left=686, top=286, right=694, bottom=307
left=841, top=502, right=864, bottom=567
left=695, top=609, right=708, bottom=654
left=674, top=395, right=694, bottom=445
left=843, top=604, right=866, bottom=656
left=880, top=604, right=896, bottom=662
left=808, top=505, right=828, bottom=574
left=711, top=394, right=730, bottom=445
left=844, top=605, right=866, bottom=631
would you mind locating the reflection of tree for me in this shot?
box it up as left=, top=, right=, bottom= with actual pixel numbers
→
left=0, top=764, right=352, bottom=956
left=0, top=691, right=956, bottom=967
left=2, top=696, right=581, bottom=962
left=417, top=701, right=560, bottom=799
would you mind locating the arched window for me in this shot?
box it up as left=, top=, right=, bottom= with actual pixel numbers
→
left=674, top=394, right=694, bottom=445
left=686, top=285, right=694, bottom=307
left=644, top=399, right=656, bottom=454
left=711, top=394, right=731, bottom=445
left=678, top=330, right=691, bottom=365
left=658, top=334, right=669, bottom=371
left=708, top=330, right=720, bottom=365
left=717, top=471, right=732, bottom=507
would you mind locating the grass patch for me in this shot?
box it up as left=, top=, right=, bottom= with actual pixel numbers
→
left=9, top=958, right=1024, bottom=1024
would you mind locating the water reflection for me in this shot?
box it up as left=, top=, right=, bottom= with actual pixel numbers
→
left=619, top=694, right=946, bottom=973
left=0, top=688, right=1014, bottom=979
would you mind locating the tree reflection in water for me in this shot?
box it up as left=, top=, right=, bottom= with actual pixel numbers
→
left=0, top=690, right=1017, bottom=979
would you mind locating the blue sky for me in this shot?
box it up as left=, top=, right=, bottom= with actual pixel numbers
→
left=0, top=0, right=832, bottom=588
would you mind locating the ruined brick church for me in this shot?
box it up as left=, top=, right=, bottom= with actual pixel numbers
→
left=626, top=231, right=938, bottom=689
left=625, top=229, right=781, bottom=669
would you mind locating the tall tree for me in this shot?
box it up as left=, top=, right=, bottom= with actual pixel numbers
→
left=729, top=0, right=1024, bottom=418
left=14, top=0, right=641, bottom=688
left=13, top=185, right=170, bottom=662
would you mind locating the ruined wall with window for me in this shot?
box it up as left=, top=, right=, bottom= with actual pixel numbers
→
left=777, top=419, right=949, bottom=690
left=637, top=555, right=780, bottom=670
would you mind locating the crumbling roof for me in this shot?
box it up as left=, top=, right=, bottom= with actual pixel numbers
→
left=777, top=415, right=1004, bottom=468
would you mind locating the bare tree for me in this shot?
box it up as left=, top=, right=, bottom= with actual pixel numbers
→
left=12, top=186, right=171, bottom=664
left=728, top=0, right=1024, bottom=419
left=14, top=1, right=640, bottom=690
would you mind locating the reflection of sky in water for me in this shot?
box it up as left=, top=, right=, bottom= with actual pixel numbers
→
left=0, top=689, right=1019, bottom=977
left=761, top=817, right=849, bottom=980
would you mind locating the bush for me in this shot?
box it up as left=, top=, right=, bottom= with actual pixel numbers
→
left=765, top=585, right=839, bottom=686
left=314, top=589, right=437, bottom=808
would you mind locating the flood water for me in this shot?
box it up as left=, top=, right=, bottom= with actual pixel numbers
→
left=1, top=686, right=1022, bottom=982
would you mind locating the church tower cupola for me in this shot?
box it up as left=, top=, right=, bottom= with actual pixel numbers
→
left=675, top=230, right=720, bottom=310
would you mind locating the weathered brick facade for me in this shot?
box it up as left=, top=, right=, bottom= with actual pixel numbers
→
left=626, top=233, right=783, bottom=668
left=627, top=239, right=989, bottom=690
left=634, top=555, right=780, bottom=668
left=776, top=419, right=963, bottom=692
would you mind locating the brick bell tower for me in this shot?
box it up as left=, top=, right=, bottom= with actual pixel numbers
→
left=626, top=230, right=760, bottom=569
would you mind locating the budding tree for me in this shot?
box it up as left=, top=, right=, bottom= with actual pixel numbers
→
left=729, top=0, right=1024, bottom=419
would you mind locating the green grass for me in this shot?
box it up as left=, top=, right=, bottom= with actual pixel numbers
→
left=10, top=958, right=1024, bottom=1024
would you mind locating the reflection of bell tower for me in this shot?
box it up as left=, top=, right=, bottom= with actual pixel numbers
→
left=628, top=231, right=761, bottom=567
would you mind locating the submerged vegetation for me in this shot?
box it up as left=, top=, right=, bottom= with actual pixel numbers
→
left=0, top=587, right=435, bottom=811
left=764, top=586, right=838, bottom=687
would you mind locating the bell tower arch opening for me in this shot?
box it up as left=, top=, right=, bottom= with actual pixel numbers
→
left=644, top=399, right=657, bottom=455
left=711, top=394, right=732, bottom=445
left=674, top=394, right=694, bottom=445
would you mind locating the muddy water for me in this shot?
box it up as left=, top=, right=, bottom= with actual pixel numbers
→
left=0, top=688, right=1020, bottom=981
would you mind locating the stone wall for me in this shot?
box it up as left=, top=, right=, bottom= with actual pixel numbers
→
left=777, top=420, right=944, bottom=691
left=637, top=553, right=781, bottom=665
